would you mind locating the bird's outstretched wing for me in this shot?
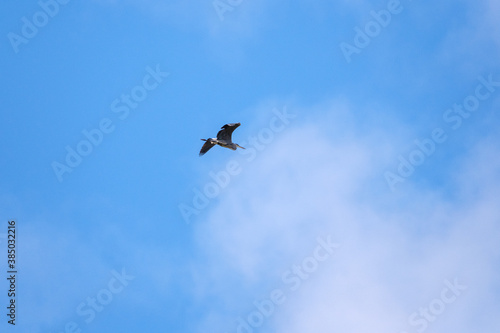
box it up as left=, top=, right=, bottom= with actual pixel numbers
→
left=199, top=140, right=215, bottom=156
left=217, top=123, right=240, bottom=142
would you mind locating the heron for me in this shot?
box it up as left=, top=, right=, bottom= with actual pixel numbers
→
left=199, top=123, right=245, bottom=156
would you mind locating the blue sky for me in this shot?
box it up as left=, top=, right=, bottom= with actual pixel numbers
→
left=1, top=0, right=500, bottom=332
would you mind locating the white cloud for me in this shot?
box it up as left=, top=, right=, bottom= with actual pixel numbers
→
left=192, top=100, right=500, bottom=332
left=16, top=208, right=176, bottom=332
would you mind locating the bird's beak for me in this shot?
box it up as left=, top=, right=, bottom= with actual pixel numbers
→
left=236, top=144, right=245, bottom=149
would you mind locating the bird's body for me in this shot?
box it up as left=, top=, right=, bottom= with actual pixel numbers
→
left=199, top=123, right=245, bottom=156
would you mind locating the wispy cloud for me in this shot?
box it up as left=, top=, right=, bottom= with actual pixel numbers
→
left=190, top=100, right=500, bottom=332
left=434, top=0, right=500, bottom=77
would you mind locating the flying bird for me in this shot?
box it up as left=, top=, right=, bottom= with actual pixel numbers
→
left=199, top=123, right=245, bottom=156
